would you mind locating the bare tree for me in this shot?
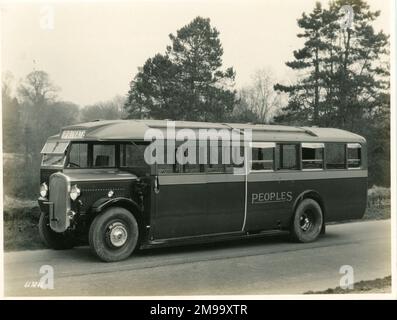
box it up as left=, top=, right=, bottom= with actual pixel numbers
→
left=17, top=70, right=59, bottom=106
left=81, top=95, right=127, bottom=122
left=239, top=68, right=282, bottom=124
left=2, top=71, right=14, bottom=98
left=2, top=71, right=23, bottom=153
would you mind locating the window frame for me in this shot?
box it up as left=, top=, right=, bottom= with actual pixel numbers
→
left=119, top=141, right=150, bottom=169
left=324, top=142, right=347, bottom=170
left=301, top=142, right=325, bottom=171
left=249, top=142, right=276, bottom=173
left=40, top=141, right=69, bottom=168
left=92, top=143, right=117, bottom=168
left=275, top=143, right=300, bottom=171
left=205, top=144, right=229, bottom=174
left=181, top=143, right=205, bottom=174
left=41, top=153, right=68, bottom=168
left=66, top=142, right=89, bottom=168
left=347, top=143, right=362, bottom=170
left=41, top=141, right=69, bottom=155
left=155, top=140, right=243, bottom=175
left=156, top=141, right=207, bottom=175
left=66, top=141, right=119, bottom=169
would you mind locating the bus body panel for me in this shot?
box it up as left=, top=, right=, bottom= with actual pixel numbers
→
left=37, top=120, right=369, bottom=255
left=206, top=178, right=245, bottom=232
left=152, top=174, right=245, bottom=239
left=151, top=171, right=367, bottom=242
left=153, top=180, right=208, bottom=238
left=245, top=174, right=367, bottom=232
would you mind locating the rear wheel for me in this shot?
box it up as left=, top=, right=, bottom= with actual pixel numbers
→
left=290, top=198, right=323, bottom=243
left=89, top=207, right=139, bottom=262
left=38, top=212, right=75, bottom=249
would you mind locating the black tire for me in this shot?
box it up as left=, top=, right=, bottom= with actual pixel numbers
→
left=320, top=222, right=326, bottom=235
left=38, top=212, right=75, bottom=250
left=89, top=207, right=139, bottom=262
left=290, top=198, right=323, bottom=243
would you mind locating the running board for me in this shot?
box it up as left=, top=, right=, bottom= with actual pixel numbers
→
left=141, top=229, right=288, bottom=249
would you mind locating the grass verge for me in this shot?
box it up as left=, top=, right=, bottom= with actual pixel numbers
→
left=305, top=276, right=391, bottom=294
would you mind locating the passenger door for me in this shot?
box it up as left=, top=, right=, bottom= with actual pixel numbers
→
left=152, top=143, right=246, bottom=239
left=152, top=143, right=208, bottom=239
left=205, top=145, right=245, bottom=234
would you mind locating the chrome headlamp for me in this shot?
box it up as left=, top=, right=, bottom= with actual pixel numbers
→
left=70, top=184, right=81, bottom=201
left=40, top=182, right=48, bottom=198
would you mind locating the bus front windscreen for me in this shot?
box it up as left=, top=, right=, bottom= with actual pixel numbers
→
left=66, top=142, right=148, bottom=169
left=67, top=143, right=116, bottom=168
left=40, top=141, right=69, bottom=167
left=42, top=154, right=66, bottom=167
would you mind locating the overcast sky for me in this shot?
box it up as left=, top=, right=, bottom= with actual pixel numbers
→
left=1, top=0, right=391, bottom=106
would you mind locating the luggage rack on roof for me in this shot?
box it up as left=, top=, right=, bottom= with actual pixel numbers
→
left=239, top=125, right=318, bottom=136
left=142, top=120, right=319, bottom=137
left=300, top=127, right=318, bottom=137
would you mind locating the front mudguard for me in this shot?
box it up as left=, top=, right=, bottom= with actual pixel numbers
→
left=91, top=197, right=142, bottom=216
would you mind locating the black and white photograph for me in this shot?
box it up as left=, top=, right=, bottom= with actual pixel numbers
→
left=0, top=0, right=395, bottom=301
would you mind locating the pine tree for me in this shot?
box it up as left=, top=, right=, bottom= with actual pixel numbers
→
left=125, top=17, right=236, bottom=121
left=274, top=2, right=327, bottom=125
left=274, top=0, right=390, bottom=186
left=274, top=0, right=389, bottom=131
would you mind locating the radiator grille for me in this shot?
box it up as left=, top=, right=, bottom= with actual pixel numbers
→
left=49, top=173, right=70, bottom=232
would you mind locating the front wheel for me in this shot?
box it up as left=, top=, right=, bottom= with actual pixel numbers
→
left=290, top=198, right=323, bottom=243
left=89, top=207, right=139, bottom=262
left=38, top=212, right=75, bottom=250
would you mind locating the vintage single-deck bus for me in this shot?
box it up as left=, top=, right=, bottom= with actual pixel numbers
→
left=38, top=120, right=367, bottom=262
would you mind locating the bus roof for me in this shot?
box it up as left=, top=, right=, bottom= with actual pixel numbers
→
left=50, top=119, right=366, bottom=143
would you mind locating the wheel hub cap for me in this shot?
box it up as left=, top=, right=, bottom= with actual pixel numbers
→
left=108, top=222, right=128, bottom=247
left=300, top=214, right=312, bottom=232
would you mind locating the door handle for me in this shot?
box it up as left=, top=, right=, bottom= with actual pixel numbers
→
left=154, top=175, right=160, bottom=194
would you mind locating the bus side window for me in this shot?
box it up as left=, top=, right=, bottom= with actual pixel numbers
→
left=120, top=143, right=148, bottom=168
left=232, top=146, right=244, bottom=169
left=325, top=143, right=346, bottom=169
left=347, top=143, right=361, bottom=168
left=302, top=143, right=324, bottom=170
left=222, top=145, right=234, bottom=173
left=157, top=143, right=178, bottom=175
left=276, top=144, right=299, bottom=170
left=251, top=143, right=275, bottom=171
left=181, top=144, right=204, bottom=174
left=206, top=145, right=225, bottom=173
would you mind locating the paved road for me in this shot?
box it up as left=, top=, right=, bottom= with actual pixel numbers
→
left=4, top=220, right=391, bottom=296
